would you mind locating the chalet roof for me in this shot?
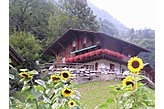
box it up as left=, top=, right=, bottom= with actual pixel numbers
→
left=9, top=46, right=25, bottom=66
left=43, top=28, right=150, bottom=55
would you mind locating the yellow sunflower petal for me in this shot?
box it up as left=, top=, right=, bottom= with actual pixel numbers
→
left=128, top=56, right=143, bottom=73
left=62, top=88, right=74, bottom=97
left=51, top=75, right=61, bottom=81
left=19, top=72, right=32, bottom=79
left=19, top=72, right=29, bottom=78
left=122, top=76, right=137, bottom=90
left=28, top=75, right=33, bottom=79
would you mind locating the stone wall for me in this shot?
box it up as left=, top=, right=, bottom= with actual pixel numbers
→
left=72, top=73, right=118, bottom=84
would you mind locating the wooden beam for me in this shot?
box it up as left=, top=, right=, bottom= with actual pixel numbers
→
left=57, top=42, right=65, bottom=50
left=50, top=49, right=57, bottom=56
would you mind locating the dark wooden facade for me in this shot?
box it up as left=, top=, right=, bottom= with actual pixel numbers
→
left=142, top=63, right=155, bottom=82
left=43, top=29, right=150, bottom=64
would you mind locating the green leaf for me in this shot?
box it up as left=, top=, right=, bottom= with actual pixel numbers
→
left=43, top=95, right=51, bottom=103
left=29, top=70, right=38, bottom=75
left=54, top=82, right=62, bottom=88
left=21, top=85, right=31, bottom=92
left=26, top=94, right=35, bottom=102
left=31, top=89, right=43, bottom=98
left=33, top=85, right=44, bottom=92
left=19, top=78, right=25, bottom=82
left=35, top=79, right=46, bottom=88
left=137, top=82, right=145, bottom=87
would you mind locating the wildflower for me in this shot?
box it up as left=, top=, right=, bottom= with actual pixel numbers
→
left=122, top=76, right=137, bottom=90
left=62, top=88, right=74, bottom=97
left=128, top=56, right=143, bottom=73
left=19, top=72, right=32, bottom=79
left=60, top=71, right=71, bottom=80
left=51, top=75, right=60, bottom=81
left=68, top=100, right=76, bottom=108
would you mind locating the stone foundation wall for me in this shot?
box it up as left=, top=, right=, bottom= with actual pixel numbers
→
left=72, top=73, right=117, bottom=84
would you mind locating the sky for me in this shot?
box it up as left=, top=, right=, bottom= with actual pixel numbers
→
left=88, top=0, right=155, bottom=30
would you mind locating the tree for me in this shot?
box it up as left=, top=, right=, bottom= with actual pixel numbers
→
left=9, top=0, right=54, bottom=41
left=47, top=0, right=100, bottom=45
left=10, top=31, right=42, bottom=70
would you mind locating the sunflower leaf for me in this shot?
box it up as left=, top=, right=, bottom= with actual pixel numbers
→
left=33, top=85, right=44, bottom=92
left=26, top=94, right=35, bottom=102
left=21, top=85, right=31, bottom=92
left=54, top=82, right=62, bottom=88
left=42, top=95, right=51, bottom=103
left=35, top=79, right=46, bottom=88
left=31, top=88, right=43, bottom=98
left=29, top=70, right=38, bottom=75
left=19, top=78, right=25, bottom=83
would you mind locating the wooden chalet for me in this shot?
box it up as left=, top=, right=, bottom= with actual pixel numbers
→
left=43, top=29, right=151, bottom=83
left=9, top=46, right=24, bottom=66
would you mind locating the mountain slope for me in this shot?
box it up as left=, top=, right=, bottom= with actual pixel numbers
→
left=87, top=1, right=130, bottom=35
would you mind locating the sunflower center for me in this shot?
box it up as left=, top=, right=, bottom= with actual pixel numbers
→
left=70, top=102, right=74, bottom=105
left=126, top=81, right=134, bottom=87
left=65, top=89, right=71, bottom=94
left=22, top=74, right=28, bottom=78
left=63, top=73, right=69, bottom=78
left=52, top=77, right=60, bottom=81
left=132, top=61, right=139, bottom=68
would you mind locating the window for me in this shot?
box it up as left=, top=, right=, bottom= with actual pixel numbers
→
left=110, top=63, right=115, bottom=71
left=82, top=37, right=87, bottom=48
left=83, top=37, right=87, bottom=44
left=72, top=40, right=76, bottom=51
left=72, top=40, right=76, bottom=47
left=128, top=54, right=131, bottom=57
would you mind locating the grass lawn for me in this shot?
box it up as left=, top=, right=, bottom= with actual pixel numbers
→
left=77, top=80, right=121, bottom=109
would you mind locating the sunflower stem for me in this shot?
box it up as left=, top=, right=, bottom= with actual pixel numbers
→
left=35, top=98, right=39, bottom=109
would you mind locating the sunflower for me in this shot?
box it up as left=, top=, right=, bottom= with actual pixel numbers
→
left=122, top=76, right=137, bottom=90
left=51, top=75, right=60, bottom=81
left=62, top=88, right=74, bottom=97
left=19, top=72, right=32, bottom=79
left=128, top=56, right=143, bottom=73
left=68, top=100, right=76, bottom=108
left=60, top=71, right=71, bottom=80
